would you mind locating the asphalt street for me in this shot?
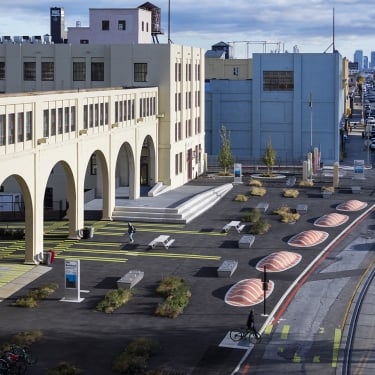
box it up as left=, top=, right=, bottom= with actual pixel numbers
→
left=0, top=124, right=374, bottom=374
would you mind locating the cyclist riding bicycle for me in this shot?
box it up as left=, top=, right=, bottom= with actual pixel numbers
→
left=247, top=309, right=256, bottom=332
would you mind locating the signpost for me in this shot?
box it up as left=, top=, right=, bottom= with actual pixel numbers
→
left=262, top=266, right=269, bottom=316
left=61, top=259, right=85, bottom=302
left=233, top=163, right=242, bottom=184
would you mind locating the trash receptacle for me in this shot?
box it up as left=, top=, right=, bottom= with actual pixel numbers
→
left=82, top=227, right=94, bottom=239
left=43, top=252, right=52, bottom=266
left=49, top=249, right=55, bottom=263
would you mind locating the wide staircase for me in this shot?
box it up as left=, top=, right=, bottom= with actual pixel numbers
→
left=112, top=183, right=233, bottom=224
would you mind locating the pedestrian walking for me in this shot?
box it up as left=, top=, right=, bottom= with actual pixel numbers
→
left=127, top=222, right=136, bottom=243
left=247, top=309, right=255, bottom=332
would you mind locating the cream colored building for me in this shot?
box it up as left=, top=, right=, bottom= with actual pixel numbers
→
left=0, top=42, right=205, bottom=263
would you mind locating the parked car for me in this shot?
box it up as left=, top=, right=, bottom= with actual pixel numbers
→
left=370, top=139, right=375, bottom=150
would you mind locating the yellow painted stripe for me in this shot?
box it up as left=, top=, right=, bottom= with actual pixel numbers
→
left=95, top=229, right=226, bottom=236
left=55, top=255, right=127, bottom=263
left=331, top=328, right=341, bottom=368
left=122, top=250, right=221, bottom=260
left=64, top=249, right=123, bottom=255
left=264, top=324, right=273, bottom=335
left=281, top=325, right=290, bottom=339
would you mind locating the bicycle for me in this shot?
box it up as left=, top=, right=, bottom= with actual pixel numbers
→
left=7, top=345, right=37, bottom=366
left=0, top=351, right=27, bottom=375
left=229, top=327, right=261, bottom=344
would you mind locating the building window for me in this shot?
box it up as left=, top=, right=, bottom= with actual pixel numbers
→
left=0, top=114, right=5, bottom=145
left=105, top=102, right=109, bottom=124
left=263, top=71, right=294, bottom=91
left=73, top=62, right=86, bottom=81
left=102, top=20, right=110, bottom=30
left=91, top=62, right=104, bottom=81
left=89, top=104, right=93, bottom=128
left=179, top=152, right=183, bottom=173
left=17, top=112, right=24, bottom=142
left=51, top=108, right=56, bottom=136
left=0, top=62, right=5, bottom=80
left=42, top=62, right=54, bottom=81
left=58, top=108, right=63, bottom=134
left=134, top=63, right=147, bottom=82
left=64, top=107, right=70, bottom=132
left=70, top=106, right=76, bottom=131
left=8, top=113, right=15, bottom=144
left=100, top=103, right=104, bottom=125
left=95, top=104, right=99, bottom=127
left=43, top=109, right=49, bottom=137
left=90, top=154, right=97, bottom=175
left=26, top=111, right=32, bottom=141
left=175, top=154, right=179, bottom=175
left=118, top=20, right=126, bottom=30
left=24, top=62, right=36, bottom=81
left=83, top=105, right=88, bottom=129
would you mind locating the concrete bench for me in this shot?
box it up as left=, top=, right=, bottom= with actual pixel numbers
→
left=236, top=224, right=246, bottom=233
left=351, top=186, right=361, bottom=194
left=222, top=224, right=231, bottom=233
left=238, top=235, right=255, bottom=249
left=117, top=270, right=144, bottom=289
left=148, top=239, right=157, bottom=249
left=296, top=204, right=308, bottom=214
left=217, top=260, right=238, bottom=278
left=256, top=202, right=269, bottom=212
left=164, top=238, right=175, bottom=249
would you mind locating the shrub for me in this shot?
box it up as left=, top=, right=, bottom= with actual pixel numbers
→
left=282, top=189, right=299, bottom=198
left=155, top=276, right=191, bottom=318
left=96, top=288, right=133, bottom=313
left=273, top=205, right=300, bottom=223
left=249, top=218, right=270, bottom=234
left=0, top=330, right=43, bottom=352
left=234, top=194, right=248, bottom=202
left=242, top=208, right=261, bottom=223
left=45, top=362, right=82, bottom=375
left=112, top=337, right=159, bottom=374
left=299, top=180, right=314, bottom=187
left=248, top=179, right=262, bottom=187
left=250, top=187, right=267, bottom=196
left=13, top=283, right=58, bottom=308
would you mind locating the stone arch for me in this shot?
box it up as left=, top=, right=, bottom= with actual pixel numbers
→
left=140, top=135, right=157, bottom=189
left=46, top=161, right=77, bottom=239
left=115, top=142, right=136, bottom=199
left=84, top=150, right=110, bottom=220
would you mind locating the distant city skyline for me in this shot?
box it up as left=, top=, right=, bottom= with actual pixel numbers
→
left=0, top=0, right=374, bottom=61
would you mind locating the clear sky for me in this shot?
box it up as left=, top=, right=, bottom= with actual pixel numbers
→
left=0, top=0, right=374, bottom=62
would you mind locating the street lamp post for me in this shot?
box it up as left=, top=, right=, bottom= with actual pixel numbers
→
left=309, top=92, right=313, bottom=151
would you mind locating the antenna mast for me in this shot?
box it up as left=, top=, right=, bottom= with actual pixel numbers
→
left=332, top=8, right=335, bottom=52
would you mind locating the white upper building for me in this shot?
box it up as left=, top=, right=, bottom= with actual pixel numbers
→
left=67, top=3, right=162, bottom=45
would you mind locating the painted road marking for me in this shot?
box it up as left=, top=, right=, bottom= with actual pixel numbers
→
left=281, top=325, right=290, bottom=339
left=55, top=254, right=128, bottom=263
left=264, top=324, right=273, bottom=335
left=332, top=328, right=341, bottom=368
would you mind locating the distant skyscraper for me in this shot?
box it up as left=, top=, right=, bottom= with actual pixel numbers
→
left=371, top=51, right=375, bottom=68
left=364, top=56, right=369, bottom=69
left=354, top=50, right=363, bottom=70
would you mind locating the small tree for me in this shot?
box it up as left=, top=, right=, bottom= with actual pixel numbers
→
left=262, top=139, right=276, bottom=176
left=217, top=125, right=234, bottom=174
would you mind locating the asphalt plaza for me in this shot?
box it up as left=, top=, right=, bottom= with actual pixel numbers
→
left=0, top=162, right=374, bottom=374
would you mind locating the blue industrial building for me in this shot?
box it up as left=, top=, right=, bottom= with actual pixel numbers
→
left=205, top=51, right=346, bottom=166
